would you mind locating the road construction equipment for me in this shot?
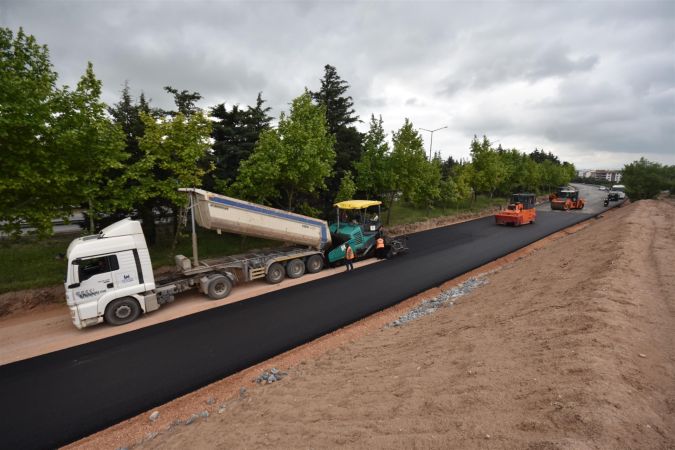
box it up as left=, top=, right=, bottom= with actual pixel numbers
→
left=550, top=189, right=585, bottom=210
left=548, top=185, right=572, bottom=201
left=327, top=200, right=408, bottom=264
left=495, top=193, right=537, bottom=226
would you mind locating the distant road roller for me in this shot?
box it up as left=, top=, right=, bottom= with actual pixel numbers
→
left=550, top=189, right=585, bottom=211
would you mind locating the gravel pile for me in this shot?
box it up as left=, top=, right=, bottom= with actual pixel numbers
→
left=389, top=277, right=488, bottom=327
left=254, top=367, right=288, bottom=384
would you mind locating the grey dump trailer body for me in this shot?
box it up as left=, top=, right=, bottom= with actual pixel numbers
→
left=186, top=188, right=331, bottom=250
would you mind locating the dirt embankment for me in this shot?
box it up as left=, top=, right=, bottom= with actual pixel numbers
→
left=0, top=285, right=63, bottom=317
left=78, top=199, right=673, bottom=449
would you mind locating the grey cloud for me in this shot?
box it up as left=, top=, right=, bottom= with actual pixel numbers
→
left=2, top=0, right=674, bottom=167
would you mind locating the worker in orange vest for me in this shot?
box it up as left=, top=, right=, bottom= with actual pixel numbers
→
left=345, top=243, right=355, bottom=272
left=375, top=236, right=385, bottom=259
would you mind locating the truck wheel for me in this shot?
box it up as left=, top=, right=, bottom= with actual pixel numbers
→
left=104, top=297, right=141, bottom=326
left=266, top=262, right=285, bottom=284
left=306, top=254, right=324, bottom=273
left=286, top=259, right=305, bottom=278
left=207, top=274, right=232, bottom=300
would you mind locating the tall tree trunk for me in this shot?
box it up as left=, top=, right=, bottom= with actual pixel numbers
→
left=88, top=197, right=95, bottom=234
left=287, top=189, right=294, bottom=211
left=140, top=202, right=157, bottom=246
left=385, top=192, right=395, bottom=225
left=170, top=206, right=184, bottom=257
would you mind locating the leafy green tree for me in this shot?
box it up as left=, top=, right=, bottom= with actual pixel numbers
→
left=354, top=115, right=392, bottom=199
left=0, top=27, right=63, bottom=236
left=108, top=82, right=152, bottom=161
left=441, top=155, right=459, bottom=179
left=412, top=154, right=442, bottom=210
left=561, top=162, right=576, bottom=185
left=107, top=84, right=162, bottom=232
left=335, top=170, right=357, bottom=202
left=311, top=65, right=363, bottom=208
left=311, top=64, right=358, bottom=134
left=163, top=86, right=202, bottom=117
left=50, top=62, right=127, bottom=232
left=381, top=119, right=428, bottom=223
left=529, top=148, right=560, bottom=165
left=439, top=162, right=473, bottom=209
left=470, top=135, right=506, bottom=198
left=665, top=165, right=675, bottom=194
left=539, top=159, right=567, bottom=193
left=232, top=91, right=336, bottom=210
left=119, top=111, right=213, bottom=243
left=622, top=158, right=668, bottom=199
left=521, top=156, right=541, bottom=192
left=209, top=93, right=272, bottom=188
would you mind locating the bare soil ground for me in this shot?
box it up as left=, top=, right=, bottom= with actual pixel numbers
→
left=70, top=199, right=674, bottom=449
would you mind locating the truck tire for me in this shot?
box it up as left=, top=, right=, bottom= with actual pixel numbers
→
left=207, top=274, right=232, bottom=300
left=104, top=297, right=141, bottom=326
left=286, top=259, right=305, bottom=279
left=306, top=254, right=324, bottom=273
left=266, top=262, right=285, bottom=284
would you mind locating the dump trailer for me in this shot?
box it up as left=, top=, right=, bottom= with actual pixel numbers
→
left=550, top=189, right=585, bottom=210
left=495, top=193, right=537, bottom=226
left=64, top=189, right=331, bottom=329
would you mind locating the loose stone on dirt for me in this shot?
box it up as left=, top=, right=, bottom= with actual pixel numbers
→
left=388, top=277, right=488, bottom=327
left=254, top=368, right=288, bottom=384
left=148, top=411, right=160, bottom=422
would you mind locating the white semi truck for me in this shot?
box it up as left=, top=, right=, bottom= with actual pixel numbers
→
left=64, top=189, right=331, bottom=329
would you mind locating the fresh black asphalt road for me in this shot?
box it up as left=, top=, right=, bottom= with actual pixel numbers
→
left=0, top=186, right=619, bottom=449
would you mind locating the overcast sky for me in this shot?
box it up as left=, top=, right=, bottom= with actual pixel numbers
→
left=2, top=0, right=673, bottom=169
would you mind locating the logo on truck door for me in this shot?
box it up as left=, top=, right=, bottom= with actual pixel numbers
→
left=75, top=288, right=106, bottom=299
left=118, top=273, right=135, bottom=284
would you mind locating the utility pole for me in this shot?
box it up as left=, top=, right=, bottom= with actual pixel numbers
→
left=419, top=126, right=448, bottom=160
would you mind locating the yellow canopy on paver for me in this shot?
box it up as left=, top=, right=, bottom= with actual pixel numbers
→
left=333, top=200, right=382, bottom=210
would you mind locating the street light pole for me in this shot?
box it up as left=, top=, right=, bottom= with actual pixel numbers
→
left=419, top=126, right=448, bottom=160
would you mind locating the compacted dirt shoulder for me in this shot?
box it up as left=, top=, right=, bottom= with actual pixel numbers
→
left=134, top=200, right=674, bottom=450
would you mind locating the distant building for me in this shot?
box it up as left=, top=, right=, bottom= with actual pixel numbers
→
left=576, top=169, right=622, bottom=183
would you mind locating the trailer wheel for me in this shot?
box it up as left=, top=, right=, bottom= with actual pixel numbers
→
left=266, top=262, right=285, bottom=284
left=306, top=254, right=324, bottom=273
left=104, top=297, right=141, bottom=326
left=207, top=274, right=232, bottom=300
left=286, top=259, right=305, bottom=279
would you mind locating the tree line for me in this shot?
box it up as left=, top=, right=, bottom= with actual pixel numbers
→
left=1, top=27, right=577, bottom=242
left=621, top=158, right=675, bottom=200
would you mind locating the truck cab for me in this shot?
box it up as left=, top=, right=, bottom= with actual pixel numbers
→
left=609, top=184, right=626, bottom=200
left=65, top=219, right=156, bottom=329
